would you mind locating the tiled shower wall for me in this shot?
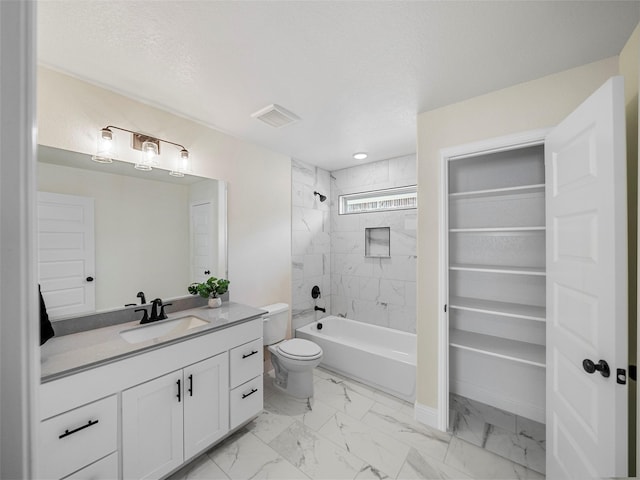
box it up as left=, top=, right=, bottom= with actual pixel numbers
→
left=291, top=159, right=331, bottom=332
left=330, top=154, right=417, bottom=333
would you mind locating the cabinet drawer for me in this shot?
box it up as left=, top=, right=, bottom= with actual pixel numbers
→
left=229, top=375, right=263, bottom=429
left=63, top=452, right=118, bottom=480
left=40, top=395, right=117, bottom=480
left=229, top=338, right=263, bottom=389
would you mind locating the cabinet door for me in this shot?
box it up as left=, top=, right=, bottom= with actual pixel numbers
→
left=183, top=353, right=229, bottom=460
left=122, top=371, right=184, bottom=480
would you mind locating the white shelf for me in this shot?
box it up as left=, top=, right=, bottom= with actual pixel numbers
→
left=449, top=184, right=545, bottom=200
left=450, top=329, right=545, bottom=368
left=449, top=264, right=546, bottom=276
left=449, top=296, right=545, bottom=322
left=449, top=226, right=545, bottom=233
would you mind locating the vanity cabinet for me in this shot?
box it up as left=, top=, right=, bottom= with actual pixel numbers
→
left=39, top=395, right=118, bottom=480
left=40, top=314, right=264, bottom=480
left=122, top=353, right=229, bottom=479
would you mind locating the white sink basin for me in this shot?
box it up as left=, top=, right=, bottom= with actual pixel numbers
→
left=119, top=315, right=209, bottom=344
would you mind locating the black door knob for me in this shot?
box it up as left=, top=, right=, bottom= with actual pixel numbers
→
left=583, top=359, right=610, bottom=378
left=86, top=276, right=94, bottom=282
left=204, top=270, right=210, bottom=275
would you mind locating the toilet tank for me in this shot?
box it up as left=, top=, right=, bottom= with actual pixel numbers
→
left=261, top=303, right=289, bottom=345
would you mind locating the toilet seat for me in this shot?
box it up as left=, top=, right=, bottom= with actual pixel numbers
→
left=276, top=338, right=322, bottom=361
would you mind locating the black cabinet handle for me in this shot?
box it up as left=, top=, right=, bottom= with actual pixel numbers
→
left=242, top=388, right=258, bottom=399
left=59, top=419, right=99, bottom=439
left=583, top=359, right=611, bottom=378
left=188, top=374, right=193, bottom=397
left=86, top=276, right=94, bottom=282
left=242, top=350, right=258, bottom=359
left=177, top=379, right=182, bottom=402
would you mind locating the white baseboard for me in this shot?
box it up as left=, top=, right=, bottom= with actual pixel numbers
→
left=414, top=402, right=442, bottom=431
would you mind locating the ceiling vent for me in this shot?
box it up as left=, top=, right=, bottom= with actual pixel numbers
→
left=251, top=104, right=300, bottom=128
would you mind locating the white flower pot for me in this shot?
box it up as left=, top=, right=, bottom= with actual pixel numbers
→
left=208, top=297, right=222, bottom=308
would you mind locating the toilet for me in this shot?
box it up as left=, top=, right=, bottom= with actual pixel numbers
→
left=262, top=303, right=323, bottom=398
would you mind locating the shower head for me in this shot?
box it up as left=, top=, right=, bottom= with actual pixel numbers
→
left=314, top=191, right=327, bottom=202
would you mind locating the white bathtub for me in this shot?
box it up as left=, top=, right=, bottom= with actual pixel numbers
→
left=296, top=316, right=416, bottom=402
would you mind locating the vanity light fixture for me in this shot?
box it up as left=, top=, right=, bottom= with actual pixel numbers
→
left=92, top=125, right=190, bottom=174
left=91, top=128, right=114, bottom=163
left=169, top=149, right=191, bottom=177
left=353, top=152, right=368, bottom=161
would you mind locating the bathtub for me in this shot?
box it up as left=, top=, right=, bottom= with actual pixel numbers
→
left=296, top=316, right=416, bottom=402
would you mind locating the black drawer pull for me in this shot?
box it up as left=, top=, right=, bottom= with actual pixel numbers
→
left=177, top=379, right=182, bottom=402
left=241, top=388, right=258, bottom=399
left=59, top=419, right=99, bottom=439
left=242, top=350, right=258, bottom=359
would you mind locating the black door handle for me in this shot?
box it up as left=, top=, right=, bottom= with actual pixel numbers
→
left=86, top=276, right=94, bottom=282
left=176, top=379, right=181, bottom=402
left=583, top=359, right=611, bottom=378
left=204, top=270, right=210, bottom=275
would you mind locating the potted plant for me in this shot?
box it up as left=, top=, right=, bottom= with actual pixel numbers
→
left=188, top=276, right=230, bottom=308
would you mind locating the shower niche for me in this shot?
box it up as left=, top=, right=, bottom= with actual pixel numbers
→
left=446, top=143, right=546, bottom=423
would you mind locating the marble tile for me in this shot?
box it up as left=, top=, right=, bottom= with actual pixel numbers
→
left=332, top=274, right=361, bottom=299
left=353, top=464, right=391, bottom=479
left=388, top=304, right=416, bottom=333
left=265, top=389, right=337, bottom=432
left=303, top=254, right=324, bottom=278
left=246, top=402, right=297, bottom=444
left=404, top=281, right=416, bottom=307
left=370, top=255, right=417, bottom=282
left=209, top=430, right=307, bottom=480
left=319, top=412, right=410, bottom=479
left=292, top=159, right=317, bottom=188
left=378, top=279, right=406, bottom=305
left=362, top=402, right=452, bottom=462
left=332, top=231, right=363, bottom=255
left=449, top=394, right=517, bottom=448
left=167, top=452, right=229, bottom=480
left=352, top=299, right=389, bottom=328
left=332, top=253, right=374, bottom=277
left=396, top=447, right=471, bottom=480
left=270, top=421, right=365, bottom=479
left=484, top=423, right=546, bottom=474
left=388, top=155, right=416, bottom=184
left=313, top=376, right=376, bottom=420
left=444, top=437, right=544, bottom=479
left=390, top=230, right=417, bottom=256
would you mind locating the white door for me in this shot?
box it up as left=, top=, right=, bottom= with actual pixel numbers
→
left=546, top=76, right=627, bottom=478
left=122, top=371, right=184, bottom=480
left=37, top=192, right=95, bottom=318
left=183, top=354, right=229, bottom=460
left=190, top=201, right=213, bottom=283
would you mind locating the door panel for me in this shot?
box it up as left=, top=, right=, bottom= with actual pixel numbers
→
left=37, top=191, right=95, bottom=317
left=546, top=76, right=627, bottom=478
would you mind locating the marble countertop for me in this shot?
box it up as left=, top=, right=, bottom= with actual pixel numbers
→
left=41, top=302, right=266, bottom=383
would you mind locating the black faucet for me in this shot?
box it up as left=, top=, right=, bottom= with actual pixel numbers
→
left=158, top=302, right=172, bottom=321
left=314, top=306, right=326, bottom=313
left=149, top=298, right=163, bottom=322
left=136, top=291, right=146, bottom=304
left=136, top=308, right=151, bottom=324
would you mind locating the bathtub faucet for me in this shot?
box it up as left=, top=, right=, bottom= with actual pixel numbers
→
left=314, top=306, right=326, bottom=313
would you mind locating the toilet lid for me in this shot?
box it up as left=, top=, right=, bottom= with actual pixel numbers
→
left=277, top=338, right=322, bottom=359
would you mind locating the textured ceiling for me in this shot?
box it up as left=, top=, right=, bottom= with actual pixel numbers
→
left=37, top=1, right=640, bottom=171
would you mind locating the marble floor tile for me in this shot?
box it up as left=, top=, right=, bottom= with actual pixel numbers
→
left=269, top=420, right=365, bottom=479
left=444, top=437, right=544, bottom=480
left=166, top=453, right=229, bottom=480
left=208, top=429, right=309, bottom=479
left=396, top=447, right=471, bottom=480
left=354, top=464, right=392, bottom=480
left=245, top=402, right=297, bottom=444
left=449, top=394, right=518, bottom=448
left=266, top=391, right=338, bottom=432
left=314, top=376, right=376, bottom=420
left=516, top=415, right=546, bottom=445
left=484, top=423, right=546, bottom=474
left=363, top=402, right=452, bottom=462
left=319, top=411, right=411, bottom=478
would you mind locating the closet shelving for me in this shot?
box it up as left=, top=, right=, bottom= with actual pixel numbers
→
left=447, top=144, right=546, bottom=423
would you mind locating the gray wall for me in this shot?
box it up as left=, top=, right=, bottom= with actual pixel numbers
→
left=291, top=154, right=416, bottom=334
left=291, top=159, right=331, bottom=331
left=330, top=154, right=417, bottom=333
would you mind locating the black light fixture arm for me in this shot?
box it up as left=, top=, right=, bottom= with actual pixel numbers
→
left=102, top=125, right=188, bottom=152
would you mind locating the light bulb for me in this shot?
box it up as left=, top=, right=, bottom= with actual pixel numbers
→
left=91, top=128, right=113, bottom=163
left=136, top=140, right=158, bottom=170
left=170, top=149, right=190, bottom=177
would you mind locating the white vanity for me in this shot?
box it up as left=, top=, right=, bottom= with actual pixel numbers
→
left=39, top=302, right=264, bottom=480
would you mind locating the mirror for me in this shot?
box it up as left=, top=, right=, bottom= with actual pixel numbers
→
left=37, top=146, right=227, bottom=319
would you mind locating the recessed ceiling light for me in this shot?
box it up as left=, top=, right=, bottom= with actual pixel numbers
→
left=353, top=152, right=368, bottom=160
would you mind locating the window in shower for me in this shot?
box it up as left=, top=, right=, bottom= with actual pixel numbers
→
left=338, top=185, right=417, bottom=215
